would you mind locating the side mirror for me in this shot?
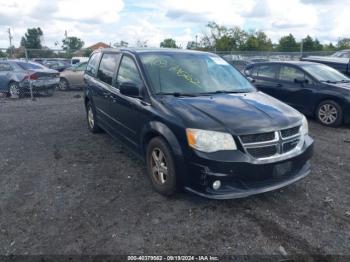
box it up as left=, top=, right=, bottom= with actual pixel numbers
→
left=247, top=77, right=255, bottom=83
left=119, top=82, right=141, bottom=98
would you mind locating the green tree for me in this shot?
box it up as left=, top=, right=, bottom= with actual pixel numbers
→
left=241, top=31, right=273, bottom=51
left=160, top=38, right=179, bottom=48
left=336, top=38, right=350, bottom=50
left=62, top=36, right=84, bottom=51
left=0, top=49, right=7, bottom=58
left=323, top=43, right=336, bottom=51
left=20, top=27, right=43, bottom=49
left=277, top=34, right=299, bottom=51
left=302, top=35, right=323, bottom=51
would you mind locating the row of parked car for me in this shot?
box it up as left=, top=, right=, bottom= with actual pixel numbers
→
left=0, top=58, right=88, bottom=98
left=224, top=49, right=350, bottom=127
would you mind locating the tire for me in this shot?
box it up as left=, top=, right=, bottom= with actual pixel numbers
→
left=86, top=101, right=103, bottom=133
left=8, top=82, right=21, bottom=98
left=58, top=78, right=69, bottom=91
left=146, top=137, right=177, bottom=196
left=316, top=100, right=343, bottom=127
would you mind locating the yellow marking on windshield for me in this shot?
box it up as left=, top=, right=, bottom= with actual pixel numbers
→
left=151, top=59, right=200, bottom=86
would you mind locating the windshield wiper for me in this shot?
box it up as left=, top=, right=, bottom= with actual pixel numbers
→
left=157, top=92, right=198, bottom=97
left=320, top=80, right=337, bottom=84
left=321, top=80, right=350, bottom=84
left=200, top=90, right=246, bottom=95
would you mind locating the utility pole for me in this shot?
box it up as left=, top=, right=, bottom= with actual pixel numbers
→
left=7, top=28, right=13, bottom=57
left=195, top=35, right=198, bottom=49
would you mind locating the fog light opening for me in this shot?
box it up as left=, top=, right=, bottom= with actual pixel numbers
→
left=212, top=180, right=221, bottom=190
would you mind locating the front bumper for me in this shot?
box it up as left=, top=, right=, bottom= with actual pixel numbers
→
left=183, top=136, right=314, bottom=199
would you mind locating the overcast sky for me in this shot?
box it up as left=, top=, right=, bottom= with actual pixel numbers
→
left=0, top=0, right=349, bottom=49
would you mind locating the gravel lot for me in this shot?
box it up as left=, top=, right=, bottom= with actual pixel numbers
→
left=0, top=91, right=349, bottom=258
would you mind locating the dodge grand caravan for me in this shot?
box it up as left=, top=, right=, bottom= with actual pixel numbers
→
left=83, top=48, right=313, bottom=199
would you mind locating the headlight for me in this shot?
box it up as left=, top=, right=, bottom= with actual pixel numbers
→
left=301, top=115, right=308, bottom=136
left=186, top=128, right=237, bottom=152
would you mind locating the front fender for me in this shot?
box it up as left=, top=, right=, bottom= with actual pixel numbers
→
left=141, top=121, right=184, bottom=157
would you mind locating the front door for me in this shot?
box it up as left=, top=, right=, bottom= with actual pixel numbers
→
left=109, top=55, right=150, bottom=148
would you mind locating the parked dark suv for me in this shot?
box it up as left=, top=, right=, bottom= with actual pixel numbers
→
left=245, top=61, right=350, bottom=127
left=84, top=48, right=313, bottom=199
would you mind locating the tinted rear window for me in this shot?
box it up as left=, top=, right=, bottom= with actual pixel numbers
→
left=16, top=62, right=44, bottom=70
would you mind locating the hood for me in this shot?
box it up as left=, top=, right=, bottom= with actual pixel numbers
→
left=162, top=92, right=302, bottom=135
left=323, top=82, right=350, bottom=91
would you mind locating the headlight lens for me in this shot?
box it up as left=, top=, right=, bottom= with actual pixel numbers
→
left=186, top=128, right=237, bottom=152
left=301, top=115, right=308, bottom=136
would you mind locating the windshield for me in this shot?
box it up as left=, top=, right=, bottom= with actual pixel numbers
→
left=301, top=64, right=350, bottom=82
left=140, top=53, right=255, bottom=95
left=17, top=62, right=45, bottom=70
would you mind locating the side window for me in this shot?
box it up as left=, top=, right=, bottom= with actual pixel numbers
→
left=97, top=54, right=120, bottom=85
left=279, top=66, right=305, bottom=82
left=86, top=52, right=101, bottom=76
left=116, top=56, right=143, bottom=88
left=0, top=63, right=12, bottom=72
left=257, top=65, right=277, bottom=79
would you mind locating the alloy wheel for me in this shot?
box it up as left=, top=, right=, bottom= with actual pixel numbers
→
left=59, top=79, right=68, bottom=90
left=150, top=148, right=168, bottom=184
left=318, top=104, right=338, bottom=125
left=9, top=83, right=19, bottom=97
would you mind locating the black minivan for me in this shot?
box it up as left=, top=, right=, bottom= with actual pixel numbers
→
left=83, top=48, right=313, bottom=199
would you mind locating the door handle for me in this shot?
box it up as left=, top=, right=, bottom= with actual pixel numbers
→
left=275, top=83, right=282, bottom=87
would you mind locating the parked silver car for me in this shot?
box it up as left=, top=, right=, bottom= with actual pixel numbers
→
left=58, top=62, right=87, bottom=90
left=0, top=60, right=59, bottom=98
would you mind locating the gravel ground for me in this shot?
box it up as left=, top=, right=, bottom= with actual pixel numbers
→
left=0, top=91, right=349, bottom=258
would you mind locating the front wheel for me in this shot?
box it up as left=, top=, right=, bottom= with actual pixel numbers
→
left=316, top=100, right=343, bottom=127
left=146, top=137, right=177, bottom=196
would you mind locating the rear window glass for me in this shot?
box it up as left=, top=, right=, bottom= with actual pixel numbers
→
left=16, top=62, right=44, bottom=70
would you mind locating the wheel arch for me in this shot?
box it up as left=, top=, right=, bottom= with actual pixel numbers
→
left=141, top=121, right=184, bottom=158
left=314, top=95, right=346, bottom=115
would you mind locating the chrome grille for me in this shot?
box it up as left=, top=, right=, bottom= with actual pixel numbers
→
left=239, top=125, right=302, bottom=160
left=283, top=139, right=300, bottom=153
left=240, top=132, right=275, bottom=144
left=281, top=126, right=300, bottom=138
left=247, top=146, right=278, bottom=158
